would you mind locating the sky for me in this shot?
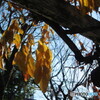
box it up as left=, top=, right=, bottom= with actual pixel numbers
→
left=0, top=1, right=100, bottom=100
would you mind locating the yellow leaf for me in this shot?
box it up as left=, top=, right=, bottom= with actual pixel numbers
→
left=13, top=51, right=27, bottom=72
left=73, top=34, right=77, bottom=37
left=40, top=66, right=51, bottom=93
left=8, top=2, right=23, bottom=11
left=84, top=0, right=88, bottom=7
left=1, top=19, right=20, bottom=45
left=88, top=0, right=94, bottom=9
left=36, top=49, right=42, bottom=61
left=0, top=57, right=3, bottom=69
left=8, top=1, right=13, bottom=8
left=10, top=19, right=19, bottom=31
left=27, top=34, right=34, bottom=46
left=23, top=73, right=30, bottom=82
left=77, top=0, right=95, bottom=14
left=34, top=64, right=42, bottom=84
left=41, top=30, right=50, bottom=43
left=20, top=17, right=24, bottom=23
left=78, top=0, right=88, bottom=7
left=79, top=40, right=87, bottom=51
left=18, top=28, right=24, bottom=34
left=22, top=45, right=29, bottom=56
left=38, top=41, right=47, bottom=53
left=3, top=46, right=11, bottom=59
left=27, top=54, right=34, bottom=78
left=50, top=29, right=54, bottom=34
left=45, top=48, right=52, bottom=62
left=32, top=20, right=38, bottom=26
left=2, top=30, right=13, bottom=45
left=0, top=56, right=6, bottom=70
left=42, top=24, right=49, bottom=30
left=13, top=34, right=21, bottom=49
left=34, top=39, right=52, bottom=92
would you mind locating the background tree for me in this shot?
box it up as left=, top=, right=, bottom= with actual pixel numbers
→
left=0, top=0, right=100, bottom=100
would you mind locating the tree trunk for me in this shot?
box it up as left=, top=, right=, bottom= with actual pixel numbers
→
left=0, top=47, right=18, bottom=99
left=0, top=74, right=4, bottom=100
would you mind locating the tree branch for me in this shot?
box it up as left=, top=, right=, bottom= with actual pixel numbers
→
left=11, top=0, right=100, bottom=63
left=12, top=0, right=100, bottom=43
